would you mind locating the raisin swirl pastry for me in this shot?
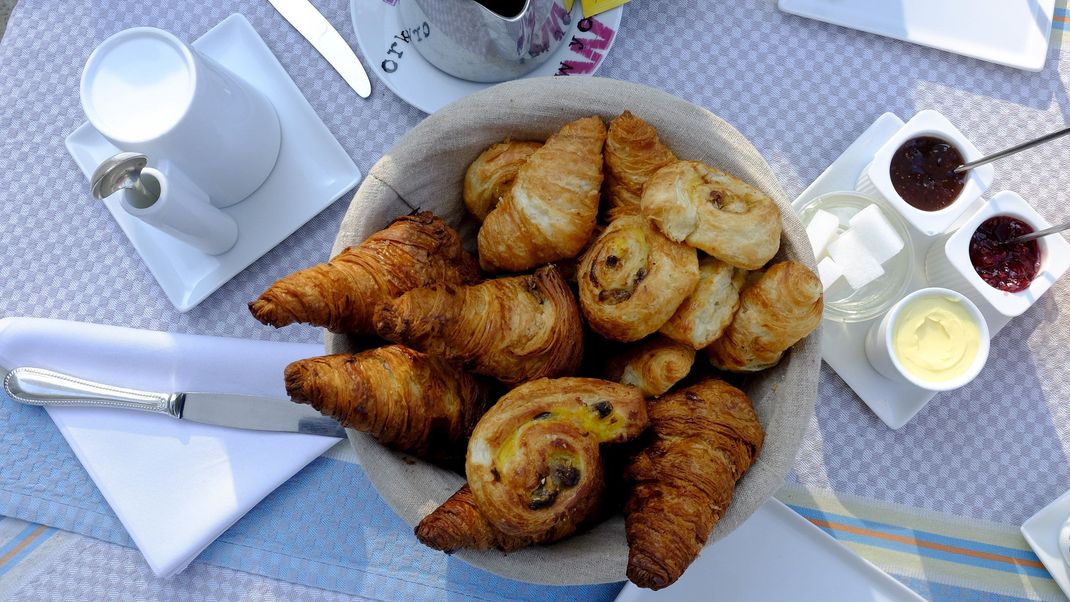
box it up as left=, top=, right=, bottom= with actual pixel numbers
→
left=578, top=209, right=700, bottom=342
left=463, top=140, right=542, bottom=222
left=466, top=377, right=648, bottom=543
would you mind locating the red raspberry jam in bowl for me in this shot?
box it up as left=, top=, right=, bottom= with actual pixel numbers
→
left=968, top=216, right=1040, bottom=293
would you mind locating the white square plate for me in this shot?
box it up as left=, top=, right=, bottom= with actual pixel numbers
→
left=1022, top=489, right=1070, bottom=599
left=65, top=14, right=361, bottom=312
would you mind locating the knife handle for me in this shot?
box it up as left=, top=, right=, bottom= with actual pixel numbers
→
left=3, top=367, right=183, bottom=417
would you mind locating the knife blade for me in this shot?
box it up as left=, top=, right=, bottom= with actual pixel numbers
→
left=3, top=366, right=345, bottom=438
left=267, top=0, right=372, bottom=98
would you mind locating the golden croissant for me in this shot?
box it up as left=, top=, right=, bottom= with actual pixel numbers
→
left=578, top=209, right=699, bottom=342
left=478, top=116, right=606, bottom=273
left=415, top=484, right=540, bottom=553
left=625, top=380, right=765, bottom=590
left=374, top=265, right=583, bottom=385
left=707, top=261, right=823, bottom=372
left=641, top=161, right=782, bottom=270
left=284, top=346, right=486, bottom=463
left=603, top=111, right=677, bottom=211
left=467, top=377, right=648, bottom=542
left=249, top=212, right=480, bottom=334
left=659, top=257, right=748, bottom=350
left=463, top=140, right=542, bottom=222
left=604, top=335, right=695, bottom=397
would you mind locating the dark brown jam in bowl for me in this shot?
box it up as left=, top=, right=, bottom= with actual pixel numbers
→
left=969, top=216, right=1041, bottom=293
left=889, top=136, right=967, bottom=211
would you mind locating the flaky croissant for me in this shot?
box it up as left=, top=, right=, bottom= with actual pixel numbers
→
left=415, top=484, right=539, bottom=553
left=641, top=161, right=782, bottom=270
left=249, top=212, right=480, bottom=334
left=578, top=209, right=699, bottom=342
left=284, top=346, right=486, bottom=463
left=625, top=379, right=765, bottom=590
left=659, top=257, right=748, bottom=350
left=463, top=140, right=542, bottom=221
left=467, top=377, right=648, bottom=542
left=604, top=335, right=695, bottom=397
left=374, top=265, right=583, bottom=385
left=707, top=261, right=823, bottom=372
left=477, top=116, right=606, bottom=273
left=603, top=111, right=677, bottom=211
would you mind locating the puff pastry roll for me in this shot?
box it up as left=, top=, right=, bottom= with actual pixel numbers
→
left=415, top=484, right=540, bottom=553
left=284, top=346, right=486, bottom=463
left=249, top=212, right=480, bottom=334
left=625, top=380, right=765, bottom=590
left=603, top=111, right=677, bottom=211
left=463, top=140, right=542, bottom=222
left=374, top=265, right=583, bottom=385
left=578, top=209, right=699, bottom=342
left=604, top=335, right=695, bottom=397
left=467, top=377, right=648, bottom=542
left=659, top=257, right=748, bottom=350
left=707, top=261, right=823, bottom=372
left=641, top=161, right=782, bottom=270
left=478, top=116, right=606, bottom=273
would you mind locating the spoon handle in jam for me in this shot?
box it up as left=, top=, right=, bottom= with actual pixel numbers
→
left=1004, top=219, right=1070, bottom=245
left=955, top=126, right=1070, bottom=173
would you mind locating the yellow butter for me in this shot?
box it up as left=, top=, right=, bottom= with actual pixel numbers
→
left=892, top=295, right=981, bottom=383
left=580, top=0, right=629, bottom=18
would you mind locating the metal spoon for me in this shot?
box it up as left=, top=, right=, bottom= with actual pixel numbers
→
left=90, top=152, right=156, bottom=205
left=955, top=126, right=1070, bottom=174
left=1003, top=219, right=1070, bottom=245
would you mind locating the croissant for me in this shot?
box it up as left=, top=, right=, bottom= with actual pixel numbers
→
left=415, top=484, right=540, bottom=553
left=707, top=261, right=823, bottom=372
left=578, top=209, right=699, bottom=342
left=284, top=346, right=486, bottom=463
left=659, top=257, right=748, bottom=350
left=625, top=379, right=765, bottom=590
left=603, top=111, right=677, bottom=211
left=467, top=377, right=648, bottom=542
left=641, top=161, right=782, bottom=270
left=478, top=116, right=606, bottom=273
left=463, top=140, right=542, bottom=221
left=604, top=335, right=695, bottom=397
left=374, top=265, right=583, bottom=385
left=249, top=212, right=480, bottom=334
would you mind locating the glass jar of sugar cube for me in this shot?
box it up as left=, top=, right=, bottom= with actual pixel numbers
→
left=798, top=191, right=914, bottom=322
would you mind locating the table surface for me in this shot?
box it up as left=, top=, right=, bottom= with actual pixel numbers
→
left=2, top=0, right=1070, bottom=600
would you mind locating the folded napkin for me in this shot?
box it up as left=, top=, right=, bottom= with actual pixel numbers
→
left=0, top=317, right=337, bottom=577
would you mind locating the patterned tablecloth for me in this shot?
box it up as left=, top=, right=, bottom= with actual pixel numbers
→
left=3, top=0, right=1070, bottom=600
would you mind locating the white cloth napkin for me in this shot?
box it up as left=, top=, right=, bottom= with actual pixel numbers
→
left=0, top=317, right=337, bottom=577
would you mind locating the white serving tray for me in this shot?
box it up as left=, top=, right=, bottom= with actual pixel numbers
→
left=777, top=0, right=1055, bottom=72
left=614, top=499, right=924, bottom=601
left=792, top=112, right=1010, bottom=429
left=1022, top=489, right=1070, bottom=600
left=65, top=14, right=361, bottom=312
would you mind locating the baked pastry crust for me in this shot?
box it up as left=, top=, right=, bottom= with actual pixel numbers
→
left=463, top=140, right=542, bottom=222
left=659, top=257, right=748, bottom=349
left=707, top=261, right=823, bottom=372
left=603, top=111, right=676, bottom=211
left=604, top=335, right=695, bottom=397
left=478, top=116, right=606, bottom=273
left=415, top=484, right=540, bottom=553
left=641, top=161, right=781, bottom=270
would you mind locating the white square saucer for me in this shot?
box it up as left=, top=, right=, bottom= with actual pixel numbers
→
left=65, top=14, right=361, bottom=312
left=1022, top=489, right=1070, bottom=599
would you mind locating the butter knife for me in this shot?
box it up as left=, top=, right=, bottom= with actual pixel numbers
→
left=3, top=367, right=345, bottom=438
left=267, top=0, right=372, bottom=98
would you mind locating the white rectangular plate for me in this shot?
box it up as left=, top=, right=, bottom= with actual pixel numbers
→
left=614, top=499, right=924, bottom=602
left=777, top=0, right=1055, bottom=72
left=1022, top=489, right=1070, bottom=600
left=792, top=112, right=1010, bottom=429
left=65, top=14, right=361, bottom=311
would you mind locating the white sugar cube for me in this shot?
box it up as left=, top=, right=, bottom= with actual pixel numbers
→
left=805, top=209, right=840, bottom=258
left=848, top=204, right=904, bottom=264
left=816, top=257, right=844, bottom=291
left=827, top=229, right=885, bottom=290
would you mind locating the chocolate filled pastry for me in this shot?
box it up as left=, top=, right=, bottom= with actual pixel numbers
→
left=625, top=379, right=765, bottom=590
left=415, top=484, right=540, bottom=553
left=463, top=140, right=542, bottom=222
left=603, top=111, right=677, bottom=211
left=659, top=257, right=748, bottom=350
left=641, top=161, right=782, bottom=270
left=249, top=212, right=480, bottom=334
left=478, top=116, right=606, bottom=273
left=604, top=335, right=695, bottom=397
left=466, top=377, right=648, bottom=542
left=284, top=346, right=486, bottom=463
left=707, top=261, right=823, bottom=372
left=374, top=265, right=583, bottom=385
left=578, top=209, right=700, bottom=342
